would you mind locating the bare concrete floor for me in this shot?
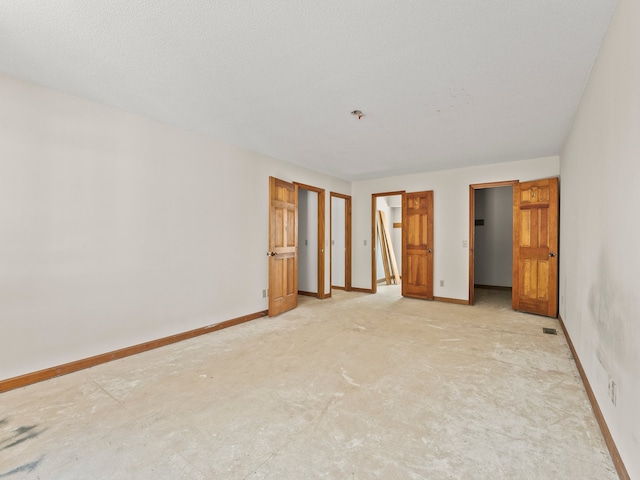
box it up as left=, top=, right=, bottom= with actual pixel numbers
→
left=1, top=287, right=618, bottom=479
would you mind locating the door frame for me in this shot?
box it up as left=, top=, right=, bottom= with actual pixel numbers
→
left=330, top=192, right=352, bottom=292
left=294, top=182, right=326, bottom=299
left=371, top=191, right=405, bottom=293
left=468, top=180, right=518, bottom=306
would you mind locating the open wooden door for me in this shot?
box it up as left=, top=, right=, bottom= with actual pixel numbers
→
left=402, top=191, right=434, bottom=300
left=513, top=178, right=559, bottom=317
left=268, top=177, right=298, bottom=317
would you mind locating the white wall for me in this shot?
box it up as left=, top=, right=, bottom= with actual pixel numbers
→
left=352, top=157, right=559, bottom=299
left=331, top=196, right=346, bottom=288
left=474, top=187, right=513, bottom=287
left=298, top=189, right=318, bottom=293
left=559, top=0, right=639, bottom=476
left=390, top=205, right=402, bottom=278
left=0, top=74, right=350, bottom=381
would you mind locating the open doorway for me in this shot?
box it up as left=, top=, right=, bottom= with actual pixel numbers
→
left=371, top=192, right=404, bottom=296
left=330, top=192, right=352, bottom=292
left=296, top=183, right=326, bottom=299
left=469, top=181, right=516, bottom=307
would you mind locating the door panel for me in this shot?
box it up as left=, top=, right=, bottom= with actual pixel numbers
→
left=402, top=191, right=434, bottom=300
left=513, top=178, right=558, bottom=317
left=268, top=177, right=298, bottom=316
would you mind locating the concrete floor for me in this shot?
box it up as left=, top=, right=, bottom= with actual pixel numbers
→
left=1, top=287, right=618, bottom=479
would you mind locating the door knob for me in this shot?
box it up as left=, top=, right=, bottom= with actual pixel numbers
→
left=549, top=252, right=556, bottom=257
left=266, top=251, right=278, bottom=257
left=427, top=249, right=433, bottom=253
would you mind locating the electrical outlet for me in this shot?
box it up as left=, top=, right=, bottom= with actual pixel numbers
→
left=262, top=289, right=267, bottom=298
left=440, top=280, right=444, bottom=287
left=364, top=239, right=367, bottom=246
left=462, top=240, right=468, bottom=248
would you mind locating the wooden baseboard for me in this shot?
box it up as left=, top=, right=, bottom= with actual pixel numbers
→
left=434, top=296, right=470, bottom=305
left=0, top=310, right=268, bottom=394
left=474, top=284, right=512, bottom=291
left=298, top=290, right=318, bottom=297
left=331, top=286, right=346, bottom=291
left=298, top=291, right=331, bottom=299
left=351, top=287, right=374, bottom=294
left=558, top=315, right=629, bottom=480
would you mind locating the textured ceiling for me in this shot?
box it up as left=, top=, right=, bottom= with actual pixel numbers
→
left=0, top=1, right=618, bottom=180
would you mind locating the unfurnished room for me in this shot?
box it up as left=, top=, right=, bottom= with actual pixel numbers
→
left=1, top=1, right=638, bottom=479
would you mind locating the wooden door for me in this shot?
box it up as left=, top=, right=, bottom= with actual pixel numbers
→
left=402, top=191, right=434, bottom=300
left=268, top=177, right=298, bottom=316
left=512, top=178, right=559, bottom=317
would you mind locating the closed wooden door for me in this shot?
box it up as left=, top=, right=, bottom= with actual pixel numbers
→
left=512, top=178, right=559, bottom=317
left=268, top=177, right=298, bottom=316
left=402, top=191, right=434, bottom=300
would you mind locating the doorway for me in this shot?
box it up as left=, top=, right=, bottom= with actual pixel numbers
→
left=371, top=190, right=434, bottom=299
left=375, top=194, right=402, bottom=287
left=330, top=192, right=352, bottom=292
left=469, top=178, right=559, bottom=317
left=468, top=181, right=516, bottom=306
left=296, top=182, right=326, bottom=299
left=469, top=182, right=515, bottom=308
left=371, top=192, right=405, bottom=294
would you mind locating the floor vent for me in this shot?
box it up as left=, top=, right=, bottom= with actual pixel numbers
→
left=543, top=327, right=558, bottom=335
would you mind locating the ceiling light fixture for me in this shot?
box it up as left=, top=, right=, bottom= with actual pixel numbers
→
left=351, top=110, right=364, bottom=120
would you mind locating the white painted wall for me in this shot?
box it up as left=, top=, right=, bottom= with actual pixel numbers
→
left=390, top=206, right=402, bottom=278
left=331, top=196, right=345, bottom=288
left=0, top=74, right=350, bottom=381
left=352, top=157, right=559, bottom=299
left=298, top=189, right=318, bottom=293
left=474, top=187, right=513, bottom=287
left=559, top=0, right=639, bottom=476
